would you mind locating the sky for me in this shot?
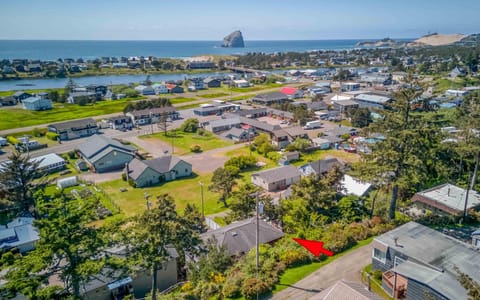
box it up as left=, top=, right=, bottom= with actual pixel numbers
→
left=1, top=0, right=480, bottom=40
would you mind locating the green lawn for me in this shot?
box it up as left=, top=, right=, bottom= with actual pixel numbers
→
left=273, top=237, right=374, bottom=294
left=291, top=149, right=360, bottom=166
left=170, top=97, right=198, bottom=104
left=198, top=92, right=230, bottom=99
left=150, top=130, right=232, bottom=155
left=0, top=98, right=142, bottom=130
left=98, top=176, right=227, bottom=217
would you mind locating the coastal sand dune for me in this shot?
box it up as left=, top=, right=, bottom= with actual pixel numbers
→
left=413, top=34, right=465, bottom=46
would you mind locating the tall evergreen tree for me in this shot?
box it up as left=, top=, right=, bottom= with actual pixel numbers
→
left=0, top=151, right=44, bottom=213
left=5, top=192, right=107, bottom=298
left=126, top=194, right=200, bottom=300
left=356, top=80, right=436, bottom=220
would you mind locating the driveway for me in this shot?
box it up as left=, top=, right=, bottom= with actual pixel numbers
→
left=181, top=143, right=246, bottom=174
left=270, top=242, right=373, bottom=300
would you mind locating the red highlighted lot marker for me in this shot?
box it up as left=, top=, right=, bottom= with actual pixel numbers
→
left=293, top=238, right=334, bottom=257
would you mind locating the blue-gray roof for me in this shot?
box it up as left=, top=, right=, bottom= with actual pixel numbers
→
left=30, top=153, right=65, bottom=169
left=354, top=93, right=391, bottom=104
left=375, top=221, right=480, bottom=297
left=77, top=134, right=136, bottom=160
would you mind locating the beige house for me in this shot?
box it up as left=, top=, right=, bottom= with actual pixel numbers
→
left=126, top=156, right=192, bottom=187
left=251, top=165, right=301, bottom=192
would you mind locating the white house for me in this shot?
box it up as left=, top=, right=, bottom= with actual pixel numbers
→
left=152, top=83, right=168, bottom=94
left=0, top=217, right=39, bottom=253
left=233, top=79, right=250, bottom=88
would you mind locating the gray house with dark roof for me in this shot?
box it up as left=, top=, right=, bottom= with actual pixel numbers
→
left=251, top=165, right=301, bottom=191
left=201, top=217, right=284, bottom=256
left=126, top=156, right=192, bottom=187
left=372, top=221, right=480, bottom=300
left=252, top=92, right=289, bottom=105
left=76, top=135, right=136, bottom=173
left=48, top=118, right=99, bottom=140
left=298, top=157, right=345, bottom=178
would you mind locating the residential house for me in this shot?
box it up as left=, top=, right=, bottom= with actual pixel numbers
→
left=324, top=125, right=358, bottom=138
left=283, top=126, right=308, bottom=141
left=204, top=117, right=241, bottom=133
left=86, top=84, right=108, bottom=97
left=278, top=151, right=299, bottom=165
left=152, top=83, right=168, bottom=94
left=107, top=115, right=133, bottom=130
left=0, top=217, right=39, bottom=253
left=333, top=99, right=359, bottom=113
left=340, top=175, right=371, bottom=197
left=126, top=156, right=192, bottom=188
left=311, top=137, right=333, bottom=149
left=8, top=90, right=30, bottom=102
left=280, top=87, right=304, bottom=99
left=298, top=157, right=345, bottom=177
left=76, top=134, right=136, bottom=173
left=341, top=82, right=360, bottom=92
left=30, top=153, right=66, bottom=174
left=310, top=279, right=383, bottom=300
left=251, top=165, right=301, bottom=192
left=0, top=96, right=17, bottom=106
left=235, top=108, right=268, bottom=119
left=187, top=77, right=205, bottom=91
left=126, top=107, right=179, bottom=126
left=27, top=64, right=42, bottom=72
left=271, top=129, right=290, bottom=149
left=134, top=85, right=156, bottom=96
left=252, top=92, right=289, bottom=105
left=48, top=118, right=99, bottom=140
left=354, top=93, right=392, bottom=109
left=193, top=102, right=240, bottom=116
left=306, top=101, right=329, bottom=112
left=221, top=127, right=255, bottom=142
left=80, top=246, right=179, bottom=300
left=166, top=83, right=184, bottom=94
left=204, top=77, right=222, bottom=88
left=201, top=217, right=284, bottom=256
left=360, top=73, right=392, bottom=85
left=187, top=61, right=216, bottom=69
left=411, top=183, right=480, bottom=217
left=266, top=108, right=294, bottom=120
left=22, top=97, right=52, bottom=111
left=68, top=87, right=100, bottom=103
left=449, top=66, right=466, bottom=78
left=372, top=221, right=480, bottom=300
left=232, top=79, right=250, bottom=88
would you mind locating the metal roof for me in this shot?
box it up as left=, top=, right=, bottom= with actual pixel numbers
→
left=412, top=183, right=480, bottom=214
left=251, top=165, right=301, bottom=184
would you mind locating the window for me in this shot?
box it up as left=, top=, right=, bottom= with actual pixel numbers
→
left=373, top=248, right=386, bottom=263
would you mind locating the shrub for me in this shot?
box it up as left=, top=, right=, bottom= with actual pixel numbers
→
left=340, top=133, right=351, bottom=140
left=197, top=128, right=206, bottom=136
left=121, top=173, right=127, bottom=181
left=266, top=151, right=281, bottom=162
left=46, top=132, right=59, bottom=141
left=279, top=249, right=311, bottom=267
left=32, top=127, right=46, bottom=137
left=181, top=118, right=199, bottom=133
left=224, top=155, right=257, bottom=170
left=67, top=150, right=77, bottom=159
left=373, top=270, right=383, bottom=281
left=127, top=178, right=136, bottom=188
left=6, top=136, right=20, bottom=145
left=190, top=144, right=202, bottom=153
left=241, top=277, right=270, bottom=300
left=222, top=271, right=244, bottom=298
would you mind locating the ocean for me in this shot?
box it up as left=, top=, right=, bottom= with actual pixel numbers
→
left=0, top=39, right=403, bottom=61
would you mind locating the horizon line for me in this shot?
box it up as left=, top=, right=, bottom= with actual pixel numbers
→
left=0, top=37, right=417, bottom=42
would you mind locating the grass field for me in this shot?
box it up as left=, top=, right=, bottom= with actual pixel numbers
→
left=169, top=97, right=198, bottom=104
left=151, top=130, right=232, bottom=155
left=98, top=176, right=227, bottom=217
left=198, top=92, right=230, bottom=99
left=0, top=98, right=142, bottom=130
left=291, top=149, right=361, bottom=166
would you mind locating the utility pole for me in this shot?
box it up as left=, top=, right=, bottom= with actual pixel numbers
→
left=255, top=192, right=259, bottom=300
left=199, top=181, right=205, bottom=218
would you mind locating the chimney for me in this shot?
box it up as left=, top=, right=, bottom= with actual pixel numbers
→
left=394, top=237, right=399, bottom=247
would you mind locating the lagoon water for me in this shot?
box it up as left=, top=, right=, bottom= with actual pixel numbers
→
left=0, top=39, right=413, bottom=91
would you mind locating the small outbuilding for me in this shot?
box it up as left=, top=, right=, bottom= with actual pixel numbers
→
left=57, top=176, right=78, bottom=189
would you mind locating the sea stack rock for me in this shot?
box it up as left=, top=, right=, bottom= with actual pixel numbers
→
left=222, top=30, right=245, bottom=48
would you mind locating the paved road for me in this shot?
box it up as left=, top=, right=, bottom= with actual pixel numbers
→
left=270, top=242, right=372, bottom=300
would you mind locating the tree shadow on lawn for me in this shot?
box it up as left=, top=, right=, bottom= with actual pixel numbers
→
left=275, top=284, right=323, bottom=293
